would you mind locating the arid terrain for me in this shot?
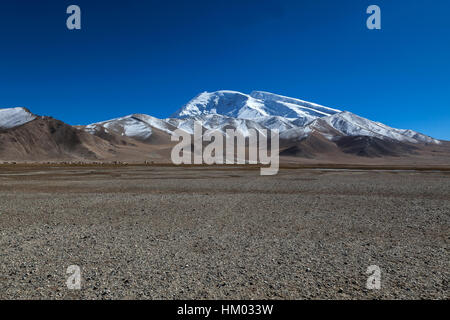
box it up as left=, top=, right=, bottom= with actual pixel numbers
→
left=0, top=164, right=449, bottom=299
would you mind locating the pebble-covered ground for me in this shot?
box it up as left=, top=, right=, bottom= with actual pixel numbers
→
left=0, top=165, right=448, bottom=299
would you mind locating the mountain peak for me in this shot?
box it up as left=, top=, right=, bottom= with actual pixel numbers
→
left=172, top=90, right=341, bottom=121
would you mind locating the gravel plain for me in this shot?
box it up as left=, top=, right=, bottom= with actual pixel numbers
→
left=0, top=165, right=449, bottom=299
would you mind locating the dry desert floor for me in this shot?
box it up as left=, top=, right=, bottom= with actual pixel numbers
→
left=0, top=164, right=449, bottom=299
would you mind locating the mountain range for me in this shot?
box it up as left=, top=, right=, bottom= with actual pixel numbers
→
left=1, top=91, right=448, bottom=165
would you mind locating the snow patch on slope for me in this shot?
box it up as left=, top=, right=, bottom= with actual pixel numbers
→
left=0, top=107, right=36, bottom=129
left=167, top=114, right=267, bottom=137
left=133, top=114, right=176, bottom=135
left=85, top=116, right=153, bottom=140
left=321, top=111, right=441, bottom=144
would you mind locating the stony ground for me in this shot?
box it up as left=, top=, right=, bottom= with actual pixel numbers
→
left=0, top=165, right=448, bottom=299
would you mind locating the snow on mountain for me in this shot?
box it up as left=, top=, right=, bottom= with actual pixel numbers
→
left=322, top=111, right=416, bottom=142
left=172, top=91, right=267, bottom=119
left=0, top=107, right=36, bottom=129
left=86, top=112, right=269, bottom=140
left=320, top=111, right=441, bottom=144
left=132, top=114, right=177, bottom=135
left=171, top=90, right=440, bottom=144
left=255, top=116, right=298, bottom=132
left=85, top=115, right=154, bottom=141
left=83, top=90, right=440, bottom=146
left=279, top=126, right=311, bottom=141
left=249, top=91, right=341, bottom=118
left=392, top=129, right=441, bottom=145
left=172, top=90, right=341, bottom=125
left=166, top=114, right=267, bottom=137
left=84, top=113, right=186, bottom=142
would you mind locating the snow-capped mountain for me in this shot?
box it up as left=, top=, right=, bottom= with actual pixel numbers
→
left=84, top=114, right=179, bottom=141
left=0, top=107, right=36, bottom=129
left=0, top=91, right=445, bottom=162
left=82, top=90, right=440, bottom=147
left=172, top=90, right=340, bottom=122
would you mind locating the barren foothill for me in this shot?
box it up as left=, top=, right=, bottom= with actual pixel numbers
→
left=0, top=165, right=448, bottom=299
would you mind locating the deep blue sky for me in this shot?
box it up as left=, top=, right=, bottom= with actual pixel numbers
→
left=0, top=0, right=449, bottom=139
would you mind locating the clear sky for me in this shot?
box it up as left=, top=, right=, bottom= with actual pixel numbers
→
left=0, top=0, right=449, bottom=139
